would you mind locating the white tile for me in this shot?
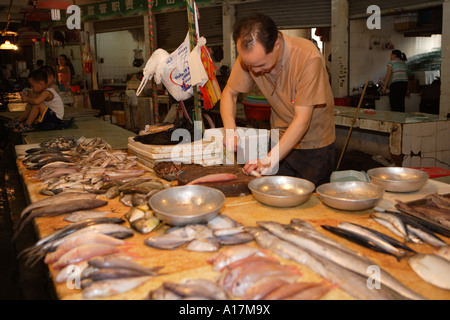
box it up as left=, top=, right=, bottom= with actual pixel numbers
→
left=421, top=152, right=436, bottom=167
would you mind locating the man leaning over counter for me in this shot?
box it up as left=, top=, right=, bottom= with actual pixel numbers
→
left=220, top=14, right=336, bottom=187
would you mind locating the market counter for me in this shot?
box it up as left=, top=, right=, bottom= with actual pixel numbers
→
left=14, top=149, right=450, bottom=300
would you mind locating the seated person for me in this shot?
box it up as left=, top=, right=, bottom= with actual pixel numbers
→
left=12, top=70, right=64, bottom=132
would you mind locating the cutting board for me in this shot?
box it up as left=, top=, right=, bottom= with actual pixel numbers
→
left=177, top=165, right=256, bottom=197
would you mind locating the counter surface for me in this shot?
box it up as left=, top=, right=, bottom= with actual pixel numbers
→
left=15, top=154, right=450, bottom=300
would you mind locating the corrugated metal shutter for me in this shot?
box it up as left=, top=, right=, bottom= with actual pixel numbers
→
left=349, top=0, right=444, bottom=19
left=235, top=0, right=331, bottom=29
left=156, top=6, right=223, bottom=51
left=94, top=16, right=145, bottom=33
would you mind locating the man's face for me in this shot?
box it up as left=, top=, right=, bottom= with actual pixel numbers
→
left=237, top=39, right=280, bottom=75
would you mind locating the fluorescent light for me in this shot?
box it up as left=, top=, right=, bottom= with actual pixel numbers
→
left=0, top=40, right=18, bottom=50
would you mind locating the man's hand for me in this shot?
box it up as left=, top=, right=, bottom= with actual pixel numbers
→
left=242, top=157, right=273, bottom=176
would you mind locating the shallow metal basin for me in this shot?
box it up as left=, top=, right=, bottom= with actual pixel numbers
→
left=367, top=167, right=429, bottom=193
left=149, top=185, right=225, bottom=226
left=248, top=176, right=315, bottom=208
left=316, top=181, right=384, bottom=211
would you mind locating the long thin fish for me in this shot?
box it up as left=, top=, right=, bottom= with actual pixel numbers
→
left=246, top=227, right=403, bottom=300
left=82, top=276, right=151, bottom=299
left=19, top=192, right=97, bottom=220
left=371, top=212, right=408, bottom=239
left=337, top=222, right=415, bottom=259
left=257, top=221, right=425, bottom=300
left=14, top=199, right=108, bottom=238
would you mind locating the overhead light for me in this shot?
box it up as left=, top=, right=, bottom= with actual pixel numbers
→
left=0, top=41, right=18, bottom=50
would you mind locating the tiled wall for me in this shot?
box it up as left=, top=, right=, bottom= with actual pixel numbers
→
left=95, top=30, right=146, bottom=83
left=401, top=121, right=450, bottom=169
left=350, top=16, right=441, bottom=91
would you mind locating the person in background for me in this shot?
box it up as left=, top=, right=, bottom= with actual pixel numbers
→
left=12, top=70, right=63, bottom=133
left=57, top=54, right=74, bottom=91
left=382, top=50, right=409, bottom=112
left=40, top=65, right=59, bottom=92
left=220, top=14, right=335, bottom=187
left=36, top=59, right=44, bottom=68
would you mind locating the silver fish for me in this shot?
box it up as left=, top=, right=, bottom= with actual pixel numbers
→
left=406, top=224, right=448, bottom=248
left=19, top=191, right=97, bottom=220
left=246, top=227, right=403, bottom=300
left=257, top=221, right=425, bottom=300
left=186, top=238, right=221, bottom=252
left=337, top=222, right=412, bottom=259
left=162, top=279, right=230, bottom=300
left=82, top=276, right=151, bottom=299
left=64, top=210, right=112, bottom=223
left=144, top=232, right=190, bottom=250
left=437, top=247, right=450, bottom=262
left=408, top=254, right=450, bottom=290
left=371, top=212, right=408, bottom=240
left=88, top=256, right=162, bottom=275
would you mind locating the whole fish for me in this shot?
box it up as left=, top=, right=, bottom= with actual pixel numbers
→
left=371, top=212, right=408, bottom=240
left=284, top=283, right=331, bottom=300
left=163, top=279, right=230, bottom=300
left=241, top=275, right=291, bottom=300
left=217, top=232, right=254, bottom=245
left=144, top=232, right=190, bottom=250
left=257, top=221, right=425, bottom=300
left=331, top=222, right=415, bottom=260
left=52, top=243, right=120, bottom=269
left=207, top=245, right=267, bottom=272
left=130, top=216, right=160, bottom=234
left=207, top=215, right=240, bottom=230
left=186, top=173, right=238, bottom=185
left=64, top=210, right=112, bottom=223
left=88, top=256, right=162, bottom=276
left=406, top=224, right=448, bottom=248
left=246, top=227, right=403, bottom=300
left=186, top=238, right=221, bottom=252
left=45, top=233, right=127, bottom=264
left=82, top=268, right=153, bottom=282
left=82, top=276, right=151, bottom=299
left=408, top=254, right=450, bottom=290
left=14, top=199, right=109, bottom=237
left=18, top=192, right=97, bottom=220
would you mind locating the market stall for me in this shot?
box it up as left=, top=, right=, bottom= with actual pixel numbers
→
left=13, top=137, right=450, bottom=300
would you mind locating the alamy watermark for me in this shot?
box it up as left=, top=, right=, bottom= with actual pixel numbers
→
left=367, top=5, right=381, bottom=30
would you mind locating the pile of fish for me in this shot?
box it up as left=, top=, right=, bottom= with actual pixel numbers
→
left=39, top=136, right=77, bottom=151
left=81, top=256, right=162, bottom=299
left=396, top=193, right=450, bottom=229
left=144, top=215, right=253, bottom=252
left=148, top=279, right=230, bottom=300
left=247, top=219, right=426, bottom=300
left=209, top=245, right=331, bottom=300
left=123, top=206, right=161, bottom=234
left=13, top=191, right=109, bottom=239
left=23, top=147, right=75, bottom=170
left=19, top=216, right=133, bottom=268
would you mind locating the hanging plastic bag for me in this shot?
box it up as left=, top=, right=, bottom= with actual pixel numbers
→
left=199, top=44, right=221, bottom=109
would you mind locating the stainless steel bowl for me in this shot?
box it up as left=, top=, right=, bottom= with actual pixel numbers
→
left=316, top=181, right=384, bottom=211
left=248, top=176, right=315, bottom=208
left=367, top=167, right=429, bottom=193
left=149, top=185, right=226, bottom=226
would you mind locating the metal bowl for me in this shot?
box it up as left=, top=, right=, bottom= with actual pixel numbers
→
left=316, top=181, right=384, bottom=211
left=248, top=176, right=315, bottom=208
left=149, top=185, right=225, bottom=226
left=367, top=167, right=429, bottom=193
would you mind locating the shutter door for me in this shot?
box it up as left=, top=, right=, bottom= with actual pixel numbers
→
left=235, top=0, right=331, bottom=29
left=94, top=16, right=144, bottom=33
left=156, top=6, right=223, bottom=51
left=349, top=0, right=444, bottom=19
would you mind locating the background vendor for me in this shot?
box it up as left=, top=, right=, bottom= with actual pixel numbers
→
left=220, top=14, right=335, bottom=187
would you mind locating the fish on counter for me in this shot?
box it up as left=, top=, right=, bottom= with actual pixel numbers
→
left=257, top=220, right=425, bottom=300
left=246, top=227, right=404, bottom=300
left=81, top=257, right=162, bottom=299
left=144, top=215, right=253, bottom=252
left=186, top=173, right=238, bottom=185
left=321, top=222, right=415, bottom=260
left=149, top=279, right=230, bottom=300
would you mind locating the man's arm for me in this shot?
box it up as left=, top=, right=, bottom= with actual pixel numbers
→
left=242, top=104, right=314, bottom=175
left=220, top=85, right=240, bottom=151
